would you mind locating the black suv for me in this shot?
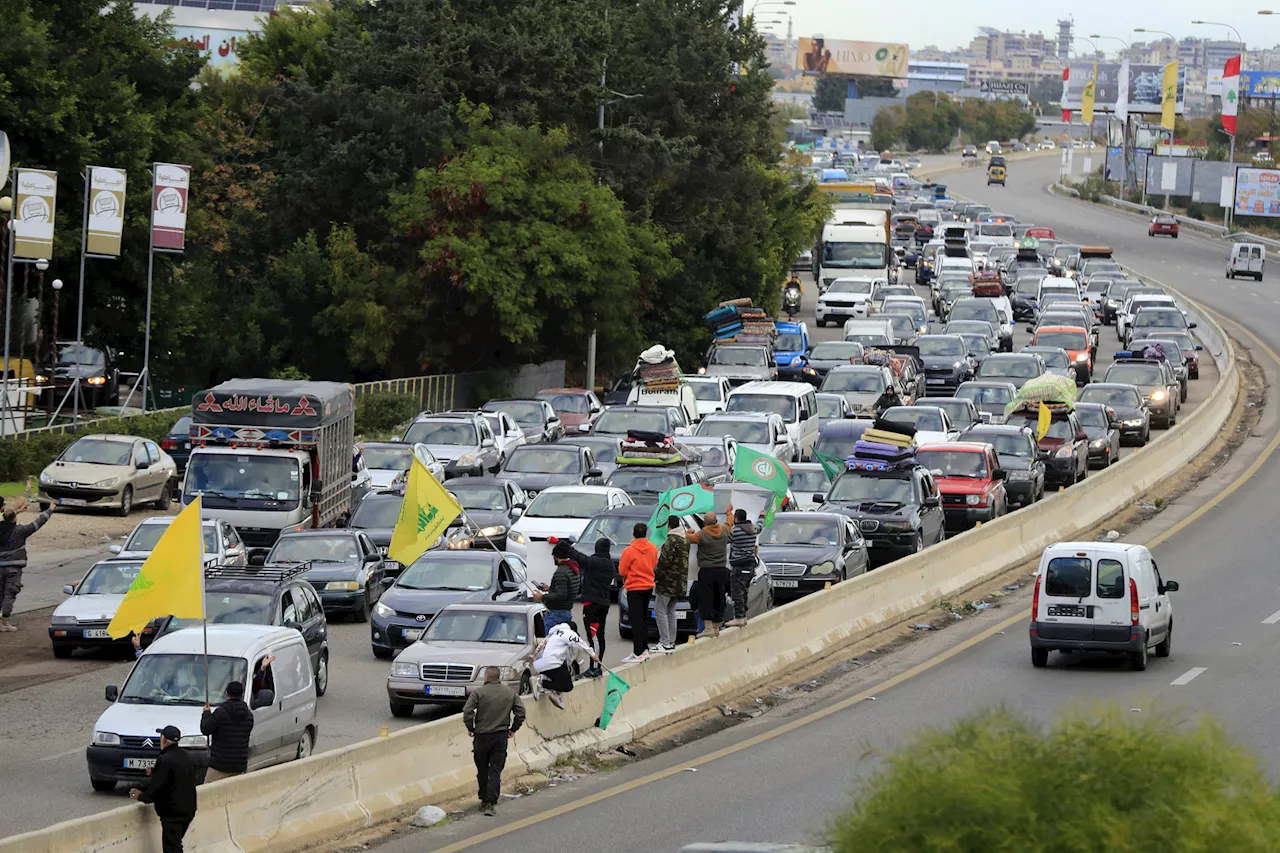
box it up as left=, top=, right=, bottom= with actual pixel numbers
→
left=39, top=343, right=120, bottom=408
left=1004, top=409, right=1089, bottom=487
left=819, top=467, right=945, bottom=567
left=142, top=565, right=331, bottom=696
left=960, top=424, right=1046, bottom=507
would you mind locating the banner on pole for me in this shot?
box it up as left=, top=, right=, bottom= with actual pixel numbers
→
left=86, top=167, right=126, bottom=257
left=151, top=163, right=191, bottom=251
left=13, top=169, right=57, bottom=260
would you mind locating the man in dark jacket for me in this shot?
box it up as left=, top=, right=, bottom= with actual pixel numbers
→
left=0, top=499, right=54, bottom=631
left=535, top=540, right=581, bottom=631
left=200, top=680, right=254, bottom=782
left=873, top=385, right=903, bottom=413
left=568, top=537, right=617, bottom=677
left=462, top=666, right=526, bottom=816
left=130, top=725, right=198, bottom=853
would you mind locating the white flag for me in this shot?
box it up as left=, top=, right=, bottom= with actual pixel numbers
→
left=1115, top=60, right=1130, bottom=124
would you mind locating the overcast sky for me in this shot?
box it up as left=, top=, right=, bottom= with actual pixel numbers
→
left=772, top=2, right=1276, bottom=53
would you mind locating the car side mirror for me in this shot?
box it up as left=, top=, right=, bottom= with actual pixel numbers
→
left=136, top=460, right=148, bottom=470
left=923, top=495, right=941, bottom=507
left=283, top=619, right=300, bottom=631
left=105, top=685, right=119, bottom=702
left=674, top=426, right=690, bottom=436
left=108, top=544, right=122, bottom=554
left=1076, top=432, right=1088, bottom=442
left=812, top=492, right=828, bottom=503
left=1188, top=322, right=1197, bottom=329
left=364, top=552, right=379, bottom=563
left=587, top=468, right=602, bottom=479
left=993, top=469, right=1006, bottom=480
left=63, top=584, right=75, bottom=595
left=500, top=580, right=521, bottom=592
left=248, top=550, right=268, bottom=567
left=481, top=438, right=495, bottom=448
left=251, top=688, right=275, bottom=710
left=1161, top=580, right=1180, bottom=593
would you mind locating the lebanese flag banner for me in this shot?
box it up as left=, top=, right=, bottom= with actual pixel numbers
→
left=1222, top=55, right=1241, bottom=137
left=1061, top=67, right=1071, bottom=122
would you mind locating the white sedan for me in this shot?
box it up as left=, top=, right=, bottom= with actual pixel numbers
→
left=356, top=441, right=445, bottom=489
left=881, top=405, right=960, bottom=445
left=508, top=486, right=633, bottom=583
left=110, top=516, right=247, bottom=567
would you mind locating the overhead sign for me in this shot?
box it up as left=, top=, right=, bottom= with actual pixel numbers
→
left=980, top=80, right=1028, bottom=95
left=1240, top=71, right=1280, bottom=99
left=1233, top=167, right=1280, bottom=217
left=86, top=167, right=126, bottom=257
left=798, top=38, right=909, bottom=78
left=1062, top=63, right=1184, bottom=114
left=151, top=163, right=190, bottom=251
left=12, top=169, right=57, bottom=260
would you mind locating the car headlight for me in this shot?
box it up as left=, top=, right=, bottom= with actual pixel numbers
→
left=35, top=374, right=49, bottom=383
left=1151, top=389, right=1167, bottom=401
left=374, top=601, right=395, bottom=619
left=808, top=560, right=837, bottom=575
left=1075, top=353, right=1089, bottom=362
left=178, top=734, right=209, bottom=749
left=789, top=356, right=804, bottom=367
left=510, top=531, right=527, bottom=546
left=879, top=521, right=913, bottom=532
left=51, top=615, right=78, bottom=625
left=86, top=376, right=107, bottom=386
left=455, top=453, right=477, bottom=467
left=965, top=494, right=981, bottom=506
left=92, top=731, right=121, bottom=746
left=953, top=361, right=964, bottom=369
left=477, top=525, right=508, bottom=539
left=497, top=666, right=519, bottom=681
left=1090, top=438, right=1108, bottom=448
left=39, top=471, right=55, bottom=484
left=391, top=661, right=417, bottom=678
left=92, top=477, right=119, bottom=487
left=1124, top=418, right=1145, bottom=427
left=326, top=581, right=360, bottom=591
left=1007, top=469, right=1031, bottom=481
left=1055, top=446, right=1075, bottom=458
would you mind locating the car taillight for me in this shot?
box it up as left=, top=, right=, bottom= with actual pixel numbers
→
left=1129, top=577, right=1140, bottom=625
left=1031, top=574, right=1042, bottom=624
left=160, top=439, right=176, bottom=450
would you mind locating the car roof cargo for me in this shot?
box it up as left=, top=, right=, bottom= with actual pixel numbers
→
left=192, top=379, right=354, bottom=430
left=1078, top=246, right=1113, bottom=258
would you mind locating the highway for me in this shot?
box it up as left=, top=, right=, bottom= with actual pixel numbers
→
left=363, top=155, right=1280, bottom=853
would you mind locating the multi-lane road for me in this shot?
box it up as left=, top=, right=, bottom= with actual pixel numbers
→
left=360, top=155, right=1280, bottom=853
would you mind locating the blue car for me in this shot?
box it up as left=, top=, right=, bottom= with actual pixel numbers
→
left=774, top=321, right=819, bottom=385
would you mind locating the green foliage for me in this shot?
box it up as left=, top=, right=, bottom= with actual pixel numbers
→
left=904, top=92, right=961, bottom=152
left=355, top=392, right=417, bottom=437
left=830, top=707, right=1280, bottom=852
left=270, top=366, right=311, bottom=381
left=871, top=105, right=906, bottom=152
left=959, top=99, right=1037, bottom=144
left=0, top=411, right=185, bottom=482
left=813, top=77, right=848, bottom=113
left=849, top=76, right=898, bottom=98
left=1029, top=75, right=1064, bottom=108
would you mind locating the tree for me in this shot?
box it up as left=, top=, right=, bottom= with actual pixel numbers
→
left=813, top=76, right=848, bottom=112
left=904, top=92, right=961, bottom=151
left=849, top=76, right=898, bottom=98
left=871, top=105, right=905, bottom=152
left=830, top=707, right=1280, bottom=852
left=1030, top=75, right=1064, bottom=109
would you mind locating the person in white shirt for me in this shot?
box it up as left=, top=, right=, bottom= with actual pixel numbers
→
left=531, top=622, right=597, bottom=710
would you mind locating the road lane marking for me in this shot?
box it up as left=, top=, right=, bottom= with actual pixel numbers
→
left=1262, top=609, right=1280, bottom=625
left=1170, top=667, right=1207, bottom=686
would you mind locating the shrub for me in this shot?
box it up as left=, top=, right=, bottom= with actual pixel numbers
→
left=355, top=392, right=418, bottom=438
left=0, top=410, right=186, bottom=482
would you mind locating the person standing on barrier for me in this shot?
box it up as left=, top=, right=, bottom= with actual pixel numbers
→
left=686, top=509, right=731, bottom=639
left=130, top=725, right=197, bottom=853
left=568, top=537, right=617, bottom=677
left=618, top=522, right=658, bottom=663
left=462, top=666, right=526, bottom=817
left=726, top=508, right=764, bottom=628
left=653, top=516, right=689, bottom=653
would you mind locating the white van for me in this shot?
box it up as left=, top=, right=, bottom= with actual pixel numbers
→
left=1029, top=542, right=1179, bottom=671
left=627, top=379, right=701, bottom=424
left=842, top=318, right=895, bottom=346
left=87, top=624, right=319, bottom=790
left=724, top=381, right=820, bottom=461
left=1227, top=242, right=1265, bottom=280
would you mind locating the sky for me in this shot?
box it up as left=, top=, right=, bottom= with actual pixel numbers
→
left=771, top=1, right=1278, bottom=54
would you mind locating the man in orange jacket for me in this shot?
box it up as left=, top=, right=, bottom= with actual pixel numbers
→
left=618, top=522, right=658, bottom=662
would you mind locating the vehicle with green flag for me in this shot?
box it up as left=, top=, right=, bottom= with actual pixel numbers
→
left=733, top=445, right=792, bottom=499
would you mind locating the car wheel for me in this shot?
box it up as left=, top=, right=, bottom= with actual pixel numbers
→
left=519, top=672, right=533, bottom=696
left=1172, top=233, right=1178, bottom=239
left=1030, top=647, right=1049, bottom=668
left=913, top=531, right=925, bottom=554
left=115, top=486, right=133, bottom=517
left=314, top=651, right=329, bottom=697
left=619, top=623, right=632, bottom=640
left=295, top=728, right=315, bottom=760
left=1130, top=641, right=1148, bottom=671
left=1155, top=622, right=1172, bottom=658
left=352, top=592, right=370, bottom=624
left=152, top=480, right=172, bottom=511
left=1141, top=426, right=1150, bottom=445
left=373, top=646, right=392, bottom=659
left=1227, top=269, right=1234, bottom=279
left=91, top=778, right=117, bottom=793
left=52, top=644, right=73, bottom=659
left=1180, top=385, right=1187, bottom=404
left=389, top=700, right=414, bottom=718
left=1078, top=459, right=1087, bottom=481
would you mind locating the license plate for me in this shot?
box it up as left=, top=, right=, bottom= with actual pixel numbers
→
left=402, top=628, right=424, bottom=642
left=771, top=579, right=800, bottom=588
left=926, top=378, right=945, bottom=384
left=1047, top=604, right=1086, bottom=618
left=124, top=758, right=156, bottom=770
left=183, top=442, right=191, bottom=450
left=425, top=685, right=466, bottom=697
left=83, top=629, right=110, bottom=639
left=60, top=498, right=87, bottom=507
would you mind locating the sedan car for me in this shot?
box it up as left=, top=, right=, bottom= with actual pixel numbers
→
left=1101, top=360, right=1178, bottom=428
left=1075, top=402, right=1120, bottom=468
left=110, top=516, right=246, bottom=568
left=372, top=552, right=533, bottom=659
left=819, top=365, right=893, bottom=417
left=806, top=341, right=864, bottom=379
left=508, top=485, right=633, bottom=569
left=386, top=601, right=546, bottom=713
left=1128, top=338, right=1188, bottom=402
left=265, top=529, right=387, bottom=622
left=38, top=434, right=177, bottom=516
left=357, top=441, right=444, bottom=489
left=974, top=353, right=1045, bottom=389
left=959, top=424, right=1045, bottom=507
left=402, top=412, right=503, bottom=479
left=48, top=558, right=146, bottom=657
left=1149, top=213, right=1179, bottom=238
left=758, top=512, right=868, bottom=602
left=694, top=412, right=794, bottom=460
left=435, top=476, right=528, bottom=551
left=915, top=335, right=975, bottom=395
left=535, top=387, right=604, bottom=434
left=499, top=443, right=604, bottom=496
left=482, top=399, right=564, bottom=444
left=1020, top=346, right=1074, bottom=381
left=1078, top=382, right=1150, bottom=445
left=1149, top=330, right=1203, bottom=380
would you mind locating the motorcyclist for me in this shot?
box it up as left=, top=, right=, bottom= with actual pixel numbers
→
left=784, top=272, right=803, bottom=294
left=873, top=384, right=903, bottom=413
left=783, top=273, right=803, bottom=316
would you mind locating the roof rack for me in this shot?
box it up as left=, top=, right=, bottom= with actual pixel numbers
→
left=204, top=564, right=312, bottom=583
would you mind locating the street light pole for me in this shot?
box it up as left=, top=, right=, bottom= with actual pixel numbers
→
left=1197, top=20, right=1247, bottom=231
left=47, top=278, right=61, bottom=418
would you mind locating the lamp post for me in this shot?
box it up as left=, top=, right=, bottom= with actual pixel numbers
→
left=1196, top=20, right=1246, bottom=229
left=1092, top=35, right=1133, bottom=195
left=47, top=278, right=61, bottom=417
left=749, top=0, right=794, bottom=12
left=1071, top=36, right=1100, bottom=173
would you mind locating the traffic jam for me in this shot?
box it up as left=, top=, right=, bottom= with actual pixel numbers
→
left=35, top=156, right=1213, bottom=795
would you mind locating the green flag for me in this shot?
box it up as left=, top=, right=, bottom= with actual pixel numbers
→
left=647, top=483, right=716, bottom=546
left=597, top=671, right=631, bottom=730
left=813, top=447, right=844, bottom=483
left=732, top=445, right=791, bottom=499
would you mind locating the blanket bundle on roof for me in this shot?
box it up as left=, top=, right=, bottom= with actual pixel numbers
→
left=704, top=299, right=777, bottom=343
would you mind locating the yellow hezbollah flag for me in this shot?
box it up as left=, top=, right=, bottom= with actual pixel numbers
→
left=107, top=497, right=205, bottom=638
left=1036, top=402, right=1052, bottom=441
left=389, top=456, right=462, bottom=567
left=1081, top=65, right=1097, bottom=125
left=1161, top=60, right=1179, bottom=130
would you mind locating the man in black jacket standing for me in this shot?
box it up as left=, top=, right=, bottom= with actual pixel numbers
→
left=533, top=539, right=581, bottom=632
left=567, top=537, right=617, bottom=677
left=201, top=680, right=254, bottom=782
left=130, top=725, right=197, bottom=853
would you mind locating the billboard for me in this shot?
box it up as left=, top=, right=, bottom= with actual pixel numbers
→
left=798, top=38, right=909, bottom=78
left=172, top=26, right=252, bottom=69
left=151, top=163, right=191, bottom=251
left=979, top=80, right=1028, bottom=95
left=1240, top=71, right=1280, bottom=99
left=86, top=167, right=126, bottom=257
left=1062, top=64, right=1185, bottom=114
left=1206, top=69, right=1224, bottom=96
left=12, top=169, right=57, bottom=260
left=1233, top=166, right=1280, bottom=217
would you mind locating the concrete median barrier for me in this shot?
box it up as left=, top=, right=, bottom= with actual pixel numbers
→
left=0, top=222, right=1240, bottom=853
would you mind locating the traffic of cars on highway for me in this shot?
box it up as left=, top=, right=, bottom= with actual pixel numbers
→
left=4, top=151, right=1219, bottom=836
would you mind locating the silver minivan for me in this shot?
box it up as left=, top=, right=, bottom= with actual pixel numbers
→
left=86, top=624, right=318, bottom=791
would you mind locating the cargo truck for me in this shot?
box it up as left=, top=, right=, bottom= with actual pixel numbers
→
left=814, top=181, right=896, bottom=293
left=182, top=379, right=356, bottom=550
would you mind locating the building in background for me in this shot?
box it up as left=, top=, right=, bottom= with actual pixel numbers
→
left=1056, top=18, right=1073, bottom=61
left=132, top=0, right=313, bottom=67
left=906, top=61, right=968, bottom=96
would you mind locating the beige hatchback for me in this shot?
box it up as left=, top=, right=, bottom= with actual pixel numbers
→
left=39, top=433, right=177, bottom=516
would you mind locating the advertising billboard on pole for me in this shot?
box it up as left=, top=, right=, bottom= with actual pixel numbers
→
left=798, top=38, right=908, bottom=78
left=151, top=163, right=190, bottom=251
left=13, top=169, right=57, bottom=260
left=86, top=167, right=126, bottom=257
left=1233, top=166, right=1280, bottom=217
left=1062, top=63, right=1185, bottom=114
left=1240, top=71, right=1280, bottom=99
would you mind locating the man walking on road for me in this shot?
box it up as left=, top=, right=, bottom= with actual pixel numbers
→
left=617, top=522, right=658, bottom=663
left=0, top=499, right=55, bottom=631
left=200, top=680, right=254, bottom=782
left=462, top=666, right=526, bottom=816
left=568, top=537, right=617, bottom=677
left=686, top=509, right=731, bottom=638
left=726, top=508, right=764, bottom=628
left=129, top=725, right=197, bottom=853
left=653, top=517, right=689, bottom=653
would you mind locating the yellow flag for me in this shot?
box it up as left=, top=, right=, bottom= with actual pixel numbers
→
left=1081, top=65, right=1097, bottom=125
left=1036, top=402, right=1052, bottom=441
left=1161, top=60, right=1179, bottom=130
left=107, top=497, right=205, bottom=639
left=389, top=456, right=462, bottom=567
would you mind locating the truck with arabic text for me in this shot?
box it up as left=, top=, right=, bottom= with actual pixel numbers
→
left=182, top=379, right=356, bottom=550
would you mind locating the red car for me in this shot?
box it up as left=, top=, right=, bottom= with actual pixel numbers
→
left=1149, top=214, right=1179, bottom=238
left=1024, top=226, right=1056, bottom=239
left=915, top=442, right=1008, bottom=530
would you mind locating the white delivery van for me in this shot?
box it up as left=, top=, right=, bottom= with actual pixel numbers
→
left=1227, top=242, right=1265, bottom=280
left=724, top=381, right=821, bottom=461
left=1029, top=542, right=1179, bottom=671
left=627, top=380, right=700, bottom=424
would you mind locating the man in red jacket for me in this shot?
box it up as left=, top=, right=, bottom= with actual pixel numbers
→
left=617, top=522, right=658, bottom=663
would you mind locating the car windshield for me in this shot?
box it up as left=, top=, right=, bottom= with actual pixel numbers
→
left=423, top=610, right=527, bottom=644
left=959, top=335, right=990, bottom=353
left=810, top=342, right=862, bottom=360
left=947, top=321, right=993, bottom=336
left=885, top=304, right=925, bottom=324
left=696, top=419, right=770, bottom=443
left=828, top=474, right=914, bottom=503
left=759, top=517, right=840, bottom=546
left=1015, top=279, right=1041, bottom=294
left=1152, top=332, right=1195, bottom=350
left=398, top=557, right=494, bottom=591
left=822, top=371, right=884, bottom=393
left=1080, top=386, right=1141, bottom=407
left=1076, top=407, right=1109, bottom=428
left=444, top=483, right=508, bottom=512
left=817, top=397, right=845, bottom=419
left=916, top=449, right=988, bottom=478
left=932, top=401, right=975, bottom=427
left=970, top=242, right=994, bottom=255
left=710, top=347, right=768, bottom=367
left=593, top=410, right=669, bottom=435
left=823, top=242, right=889, bottom=269
left=950, top=304, right=997, bottom=323
left=185, top=454, right=300, bottom=502
left=579, top=514, right=642, bottom=547
left=351, top=496, right=404, bottom=528
left=269, top=534, right=360, bottom=564
left=607, top=469, right=686, bottom=495
left=1133, top=310, right=1184, bottom=328
left=980, top=359, right=1039, bottom=379
left=361, top=446, right=414, bottom=471
left=77, top=561, right=145, bottom=594
left=1105, top=365, right=1163, bottom=386
left=883, top=408, right=944, bottom=431
left=169, top=416, right=192, bottom=436
left=725, top=394, right=796, bottom=421
left=969, top=432, right=1033, bottom=457
left=403, top=421, right=478, bottom=446
left=484, top=401, right=547, bottom=429
left=61, top=438, right=132, bottom=466
left=525, top=492, right=610, bottom=519
left=789, top=468, right=830, bottom=494
left=918, top=337, right=964, bottom=357
left=685, top=444, right=726, bottom=467
left=1026, top=349, right=1069, bottom=368
left=536, top=393, right=589, bottom=414
left=124, top=524, right=218, bottom=554
left=167, top=592, right=274, bottom=634
left=828, top=279, right=874, bottom=294
left=689, top=382, right=724, bottom=402
left=979, top=224, right=1014, bottom=238
left=120, top=654, right=248, bottom=706
left=775, top=333, right=804, bottom=352
left=505, top=448, right=580, bottom=475
left=1009, top=415, right=1073, bottom=440
left=57, top=345, right=105, bottom=367
left=847, top=334, right=891, bottom=346
left=1034, top=332, right=1088, bottom=351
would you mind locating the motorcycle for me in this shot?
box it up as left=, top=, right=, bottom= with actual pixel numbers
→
left=783, top=284, right=801, bottom=317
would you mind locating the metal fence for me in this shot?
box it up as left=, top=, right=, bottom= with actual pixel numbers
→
left=350, top=374, right=457, bottom=415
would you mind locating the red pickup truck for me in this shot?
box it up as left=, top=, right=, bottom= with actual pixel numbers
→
left=914, top=442, right=1008, bottom=531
